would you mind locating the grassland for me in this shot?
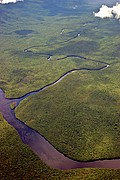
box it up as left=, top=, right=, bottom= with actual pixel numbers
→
left=0, top=1, right=120, bottom=179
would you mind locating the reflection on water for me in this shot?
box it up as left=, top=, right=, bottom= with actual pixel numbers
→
left=0, top=0, right=120, bottom=171
left=0, top=82, right=120, bottom=170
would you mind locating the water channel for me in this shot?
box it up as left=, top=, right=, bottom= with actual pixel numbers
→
left=0, top=55, right=120, bottom=169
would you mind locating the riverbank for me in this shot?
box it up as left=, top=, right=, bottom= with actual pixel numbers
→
left=0, top=58, right=120, bottom=170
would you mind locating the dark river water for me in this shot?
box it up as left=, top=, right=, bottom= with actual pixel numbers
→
left=0, top=58, right=120, bottom=169
left=0, top=0, right=120, bottom=171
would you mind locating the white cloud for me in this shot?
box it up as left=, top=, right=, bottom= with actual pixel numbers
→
left=0, top=0, right=23, bottom=4
left=93, top=2, right=120, bottom=19
left=112, top=2, right=120, bottom=19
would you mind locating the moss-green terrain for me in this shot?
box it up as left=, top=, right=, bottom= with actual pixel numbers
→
left=0, top=0, right=120, bottom=179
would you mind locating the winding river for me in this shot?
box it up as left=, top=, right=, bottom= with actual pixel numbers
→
left=0, top=53, right=120, bottom=170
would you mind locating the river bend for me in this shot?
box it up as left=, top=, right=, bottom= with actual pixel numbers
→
left=0, top=55, right=120, bottom=169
